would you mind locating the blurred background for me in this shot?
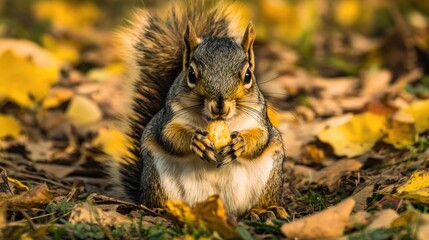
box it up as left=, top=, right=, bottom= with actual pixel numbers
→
left=0, top=0, right=428, bottom=188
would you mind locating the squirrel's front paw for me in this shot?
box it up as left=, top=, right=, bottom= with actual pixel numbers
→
left=217, top=131, right=245, bottom=168
left=191, top=129, right=217, bottom=163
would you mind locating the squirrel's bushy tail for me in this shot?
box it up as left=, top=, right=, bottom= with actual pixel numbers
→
left=112, top=1, right=246, bottom=202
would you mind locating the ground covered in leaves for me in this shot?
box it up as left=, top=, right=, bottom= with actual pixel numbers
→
left=1, top=0, right=429, bottom=239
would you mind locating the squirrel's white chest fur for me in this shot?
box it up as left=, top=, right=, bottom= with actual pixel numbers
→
left=154, top=152, right=273, bottom=216
left=153, top=116, right=273, bottom=215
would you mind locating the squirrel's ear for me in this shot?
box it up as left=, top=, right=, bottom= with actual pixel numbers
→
left=241, top=22, right=256, bottom=71
left=183, top=21, right=200, bottom=68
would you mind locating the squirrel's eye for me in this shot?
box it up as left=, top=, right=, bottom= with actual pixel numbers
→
left=187, top=67, right=197, bottom=87
left=243, top=68, right=252, bottom=87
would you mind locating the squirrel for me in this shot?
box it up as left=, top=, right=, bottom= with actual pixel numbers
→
left=110, top=1, right=286, bottom=220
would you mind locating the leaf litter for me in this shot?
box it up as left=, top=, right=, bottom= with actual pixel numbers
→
left=1, top=0, right=429, bottom=239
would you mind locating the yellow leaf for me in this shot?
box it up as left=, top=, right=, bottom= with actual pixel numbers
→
left=335, top=0, right=361, bottom=26
left=33, top=1, right=100, bottom=34
left=87, top=62, right=125, bottom=82
left=318, top=112, right=387, bottom=157
left=394, top=170, right=429, bottom=204
left=0, top=50, right=58, bottom=107
left=42, top=88, right=73, bottom=109
left=383, top=112, right=418, bottom=149
left=166, top=195, right=237, bottom=239
left=7, top=177, right=29, bottom=191
left=259, top=0, right=319, bottom=41
left=165, top=199, right=197, bottom=225
left=65, top=96, right=102, bottom=126
left=391, top=211, right=419, bottom=228
left=42, top=34, right=79, bottom=64
left=402, top=99, right=429, bottom=133
left=92, top=128, right=132, bottom=162
left=0, top=114, right=21, bottom=139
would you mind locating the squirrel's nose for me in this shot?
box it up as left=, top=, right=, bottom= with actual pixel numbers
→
left=208, top=99, right=231, bottom=117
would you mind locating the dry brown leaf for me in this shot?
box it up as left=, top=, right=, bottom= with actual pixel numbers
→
left=3, top=184, right=53, bottom=210
left=69, top=202, right=131, bottom=226
left=313, top=77, right=358, bottom=98
left=418, top=214, right=429, bottom=240
left=352, top=185, right=374, bottom=212
left=347, top=211, right=371, bottom=230
left=27, top=141, right=54, bottom=161
left=360, top=69, right=392, bottom=97
left=34, top=163, right=75, bottom=179
left=281, top=197, right=355, bottom=239
left=313, top=159, right=363, bottom=191
left=366, top=209, right=399, bottom=230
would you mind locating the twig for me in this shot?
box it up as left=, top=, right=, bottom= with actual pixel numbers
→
left=13, top=172, right=71, bottom=190
left=20, top=211, right=37, bottom=231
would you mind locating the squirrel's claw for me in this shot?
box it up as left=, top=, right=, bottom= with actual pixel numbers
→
left=244, top=206, right=288, bottom=222
left=217, top=131, right=245, bottom=167
left=191, top=129, right=217, bottom=163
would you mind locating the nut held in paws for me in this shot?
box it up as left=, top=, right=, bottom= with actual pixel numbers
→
left=206, top=120, right=231, bottom=150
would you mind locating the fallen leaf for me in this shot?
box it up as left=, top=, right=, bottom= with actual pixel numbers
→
left=391, top=210, right=419, bottom=228
left=318, top=112, right=387, bottom=157
left=26, top=141, right=54, bottom=161
left=0, top=41, right=59, bottom=107
left=6, top=177, right=29, bottom=192
left=69, top=202, right=131, bottom=226
left=334, top=0, right=361, bottom=26
left=402, top=99, right=429, bottom=133
left=87, top=62, right=125, bottom=82
left=347, top=211, right=371, bottom=230
left=0, top=38, right=60, bottom=67
left=393, top=170, right=429, bottom=204
left=383, top=111, right=418, bottom=149
left=360, top=69, right=392, bottom=98
left=193, top=195, right=237, bottom=239
left=34, top=163, right=75, bottom=179
left=313, top=159, right=363, bottom=191
left=42, top=88, right=74, bottom=109
left=418, top=214, right=429, bottom=240
left=33, top=0, right=100, bottom=34
left=281, top=198, right=355, bottom=239
left=1, top=184, right=53, bottom=210
left=313, top=77, right=358, bottom=98
left=0, top=201, right=5, bottom=232
left=302, top=144, right=325, bottom=164
left=0, top=114, right=21, bottom=139
left=92, top=128, right=131, bottom=162
left=352, top=184, right=374, bottom=211
left=366, top=209, right=399, bottom=230
left=65, top=95, right=102, bottom=126
left=165, top=199, right=197, bottom=225
left=42, top=34, right=79, bottom=64
left=166, top=195, right=237, bottom=239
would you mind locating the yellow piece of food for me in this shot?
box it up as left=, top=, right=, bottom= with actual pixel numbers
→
left=207, top=120, right=231, bottom=149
